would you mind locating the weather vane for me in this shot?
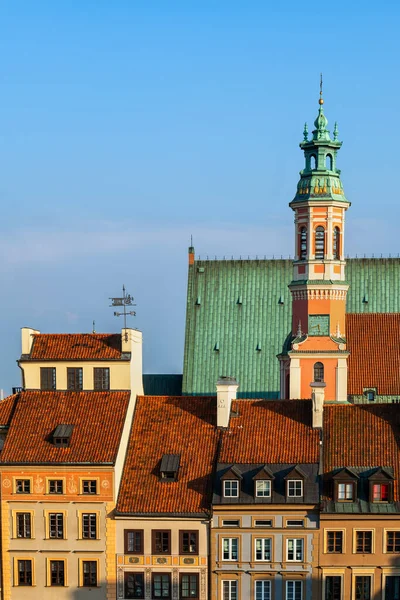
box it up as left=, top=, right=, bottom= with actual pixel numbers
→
left=109, top=285, right=136, bottom=341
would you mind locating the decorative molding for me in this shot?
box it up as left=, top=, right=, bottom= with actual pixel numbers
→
left=200, top=568, right=207, bottom=599
left=172, top=568, right=179, bottom=600
left=145, top=568, right=152, bottom=599
left=291, top=288, right=347, bottom=301
left=117, top=566, right=124, bottom=599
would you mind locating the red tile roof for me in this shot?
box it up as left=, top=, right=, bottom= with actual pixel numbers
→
left=25, top=333, right=123, bottom=360
left=0, top=395, right=18, bottom=426
left=347, top=313, right=400, bottom=395
left=0, top=390, right=130, bottom=464
left=116, top=396, right=219, bottom=515
left=219, top=400, right=320, bottom=464
left=324, top=404, right=400, bottom=500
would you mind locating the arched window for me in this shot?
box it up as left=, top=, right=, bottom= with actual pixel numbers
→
left=333, top=227, right=340, bottom=259
left=315, top=226, right=325, bottom=260
left=326, top=154, right=333, bottom=170
left=314, top=362, right=324, bottom=382
left=300, top=227, right=307, bottom=260
left=310, top=155, right=317, bottom=169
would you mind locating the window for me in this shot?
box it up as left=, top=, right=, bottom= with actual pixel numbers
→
left=67, top=367, right=83, bottom=390
left=355, top=575, right=371, bottom=600
left=223, top=480, right=239, bottom=497
left=49, top=513, right=64, bottom=539
left=255, top=580, right=271, bottom=600
left=385, top=576, right=400, bottom=599
left=180, top=530, right=198, bottom=554
left=286, top=580, right=302, bottom=600
left=223, top=538, right=238, bottom=561
left=255, top=538, right=271, bottom=561
left=53, top=424, right=73, bottom=447
left=222, top=520, right=240, bottom=527
left=82, top=513, right=97, bottom=539
left=356, top=531, right=372, bottom=553
left=93, top=367, right=110, bottom=391
left=315, top=226, right=325, bottom=259
left=48, top=479, right=63, bottom=494
left=386, top=531, right=400, bottom=553
left=300, top=227, right=307, bottom=260
left=372, top=483, right=389, bottom=502
left=287, top=520, right=304, bottom=527
left=326, top=531, right=343, bottom=553
left=333, top=227, right=340, bottom=259
left=256, top=480, right=271, bottom=497
left=82, top=479, right=97, bottom=494
left=180, top=573, right=199, bottom=599
left=287, top=480, right=303, bottom=497
left=325, top=576, right=341, bottom=600
left=17, top=560, right=32, bottom=586
left=152, top=573, right=171, bottom=599
left=124, top=530, right=143, bottom=554
left=366, top=390, right=375, bottom=402
left=15, top=479, right=31, bottom=494
left=326, top=153, right=333, bottom=170
left=337, top=482, right=354, bottom=501
left=40, top=367, right=56, bottom=390
left=314, top=362, right=324, bottom=382
left=287, top=538, right=303, bottom=561
left=254, top=520, right=272, bottom=527
left=152, top=530, right=171, bottom=554
left=82, top=561, right=97, bottom=587
left=125, top=572, right=145, bottom=599
left=16, top=513, right=31, bottom=538
left=50, top=560, right=65, bottom=586
left=222, top=580, right=237, bottom=600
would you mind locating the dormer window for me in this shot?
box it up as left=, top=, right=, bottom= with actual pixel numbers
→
left=369, top=467, right=394, bottom=503
left=160, top=454, right=180, bottom=482
left=333, top=467, right=359, bottom=502
left=53, top=424, right=73, bottom=448
left=337, top=482, right=354, bottom=501
left=256, top=481, right=271, bottom=497
left=287, top=480, right=303, bottom=498
left=223, top=481, right=239, bottom=498
left=372, top=483, right=389, bottom=502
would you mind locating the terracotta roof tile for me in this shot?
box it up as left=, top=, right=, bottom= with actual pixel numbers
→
left=0, top=390, right=130, bottom=464
left=324, top=404, right=400, bottom=500
left=0, top=395, right=18, bottom=426
left=347, top=313, right=400, bottom=395
left=219, top=400, right=320, bottom=464
left=26, top=333, right=122, bottom=360
left=116, top=396, right=219, bottom=515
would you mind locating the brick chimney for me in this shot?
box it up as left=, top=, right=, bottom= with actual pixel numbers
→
left=216, top=377, right=239, bottom=428
left=311, top=381, right=326, bottom=428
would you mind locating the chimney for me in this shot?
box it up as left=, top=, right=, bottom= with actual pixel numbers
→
left=21, top=327, right=40, bottom=356
left=122, top=328, right=144, bottom=396
left=311, top=381, right=326, bottom=428
left=216, top=376, right=239, bottom=428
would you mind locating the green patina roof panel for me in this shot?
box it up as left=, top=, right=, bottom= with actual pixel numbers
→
left=183, top=258, right=400, bottom=397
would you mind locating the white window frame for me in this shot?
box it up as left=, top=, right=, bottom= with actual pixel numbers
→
left=222, top=580, right=237, bottom=600
left=223, top=480, right=239, bottom=498
left=222, top=538, right=238, bottom=561
left=255, top=538, right=271, bottom=561
left=256, top=480, right=271, bottom=497
left=255, top=579, right=271, bottom=600
left=286, top=538, right=304, bottom=562
left=337, top=482, right=354, bottom=501
left=286, top=580, right=302, bottom=600
left=287, top=480, right=303, bottom=497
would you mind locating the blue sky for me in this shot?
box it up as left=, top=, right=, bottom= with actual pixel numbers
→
left=0, top=1, right=399, bottom=393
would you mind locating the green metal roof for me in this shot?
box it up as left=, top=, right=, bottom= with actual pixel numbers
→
left=183, top=257, right=400, bottom=397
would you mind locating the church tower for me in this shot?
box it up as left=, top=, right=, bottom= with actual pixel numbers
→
left=282, top=84, right=350, bottom=401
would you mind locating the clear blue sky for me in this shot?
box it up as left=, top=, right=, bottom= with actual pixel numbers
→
left=0, top=1, right=398, bottom=393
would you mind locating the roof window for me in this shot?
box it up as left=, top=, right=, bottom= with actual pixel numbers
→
left=160, top=454, right=180, bottom=482
left=53, top=424, right=74, bottom=448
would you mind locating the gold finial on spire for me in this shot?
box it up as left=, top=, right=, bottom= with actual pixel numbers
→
left=319, top=72, right=324, bottom=105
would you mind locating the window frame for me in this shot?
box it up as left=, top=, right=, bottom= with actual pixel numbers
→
left=47, top=478, right=65, bottom=495
left=152, top=529, right=171, bottom=555
left=44, top=510, right=67, bottom=540
left=79, top=558, right=99, bottom=587
left=222, top=537, right=239, bottom=561
left=80, top=477, right=99, bottom=495
left=13, top=557, right=35, bottom=587
left=48, top=512, right=65, bottom=540
left=323, top=575, right=342, bottom=600
left=81, top=512, right=98, bottom=540
left=222, top=579, right=238, bottom=600
left=124, top=529, right=144, bottom=554
left=77, top=510, right=100, bottom=541
left=336, top=481, right=355, bottom=502
left=67, top=367, right=83, bottom=391
left=255, top=480, right=271, bottom=498
left=93, top=367, right=110, bottom=391
left=299, top=226, right=307, bottom=261
left=385, top=530, right=400, bottom=553
left=223, top=480, right=239, bottom=498
left=254, top=537, right=272, bottom=562
left=371, top=482, right=390, bottom=503
left=354, top=574, right=372, bottom=600
left=315, top=225, right=325, bottom=260
left=179, top=530, right=199, bottom=555
left=287, top=480, right=303, bottom=498
left=255, top=579, right=271, bottom=600
left=354, top=530, right=374, bottom=554
left=14, top=478, right=32, bottom=494
left=40, top=367, right=56, bottom=390
left=152, top=572, right=171, bottom=600
left=286, top=579, right=302, bottom=600
left=286, top=538, right=304, bottom=562
left=47, top=558, right=67, bottom=587
left=326, top=530, right=344, bottom=554
left=14, top=511, right=33, bottom=539
left=124, top=571, right=145, bottom=599
left=179, top=573, right=199, bottom=600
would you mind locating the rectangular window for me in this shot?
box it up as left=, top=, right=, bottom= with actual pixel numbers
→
left=355, top=575, right=371, bottom=600
left=255, top=580, right=271, bottom=600
left=82, top=513, right=97, bottom=539
left=152, top=573, right=171, bottom=599
left=15, top=479, right=31, bottom=494
left=287, top=538, right=304, bottom=562
left=93, top=367, right=110, bottom=391
left=40, top=367, right=56, bottom=390
left=385, top=576, right=400, bottom=599
left=372, top=483, right=389, bottom=501
left=356, top=531, right=372, bottom=554
left=180, top=530, right=198, bottom=554
left=82, top=479, right=97, bottom=494
left=387, top=531, right=400, bottom=553
left=256, top=480, right=271, bottom=497
left=152, top=530, right=171, bottom=554
left=222, top=520, right=240, bottom=527
left=124, top=530, right=144, bottom=554
left=222, top=538, right=238, bottom=561
left=337, top=482, right=354, bottom=501
left=49, top=513, right=64, bottom=539
left=287, top=480, right=303, bottom=497
left=180, top=573, right=199, bottom=599
left=82, top=561, right=97, bottom=587
left=286, top=580, right=302, bottom=600
left=16, top=513, right=31, bottom=538
left=325, top=576, right=341, bottom=600
left=287, top=520, right=304, bottom=527
left=327, top=531, right=343, bottom=553
left=254, top=520, right=272, bottom=527
left=50, top=560, right=65, bottom=586
left=222, top=580, right=237, bottom=600
left=223, top=480, right=239, bottom=497
left=124, top=572, right=145, bottom=599
left=48, top=479, right=63, bottom=494
left=67, top=367, right=83, bottom=390
left=255, top=538, right=271, bottom=561
left=17, top=559, right=32, bottom=586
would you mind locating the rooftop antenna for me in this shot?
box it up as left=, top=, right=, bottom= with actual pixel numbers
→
left=319, top=72, right=324, bottom=104
left=92, top=320, right=96, bottom=334
left=109, top=285, right=136, bottom=342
